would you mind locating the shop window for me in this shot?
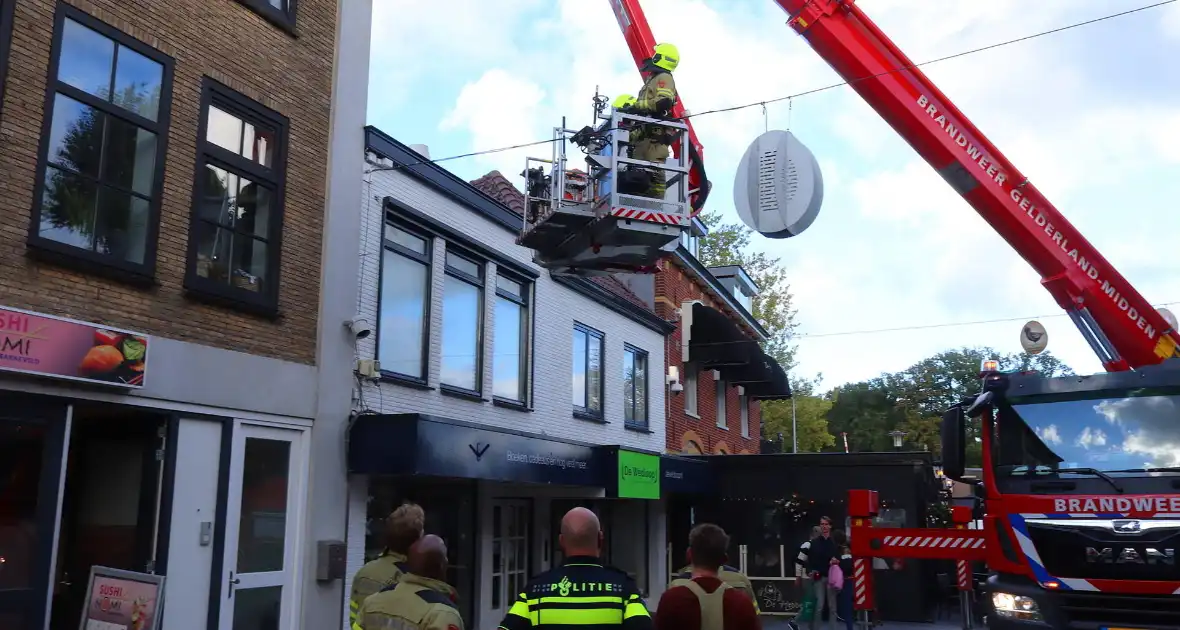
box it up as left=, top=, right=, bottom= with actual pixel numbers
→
left=683, top=363, right=698, bottom=417
left=440, top=249, right=485, bottom=395
left=30, top=6, right=173, bottom=278
left=492, top=273, right=530, bottom=404
left=623, top=345, right=648, bottom=429
left=716, top=379, right=727, bottom=429
left=377, top=222, right=432, bottom=381
left=572, top=322, right=604, bottom=419
left=608, top=501, right=651, bottom=597
left=185, top=78, right=288, bottom=313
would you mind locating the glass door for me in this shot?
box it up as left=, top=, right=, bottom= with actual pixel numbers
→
left=489, top=500, right=529, bottom=614
left=218, top=423, right=307, bottom=630
left=0, top=400, right=69, bottom=630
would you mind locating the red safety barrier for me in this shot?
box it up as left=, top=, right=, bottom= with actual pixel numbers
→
left=848, top=490, right=987, bottom=615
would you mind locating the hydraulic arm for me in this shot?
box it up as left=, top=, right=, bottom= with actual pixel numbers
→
left=770, top=0, right=1178, bottom=371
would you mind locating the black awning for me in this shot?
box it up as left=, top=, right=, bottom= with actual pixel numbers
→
left=348, top=413, right=608, bottom=486
left=743, top=354, right=792, bottom=401
left=687, top=302, right=760, bottom=367
left=686, top=302, right=791, bottom=400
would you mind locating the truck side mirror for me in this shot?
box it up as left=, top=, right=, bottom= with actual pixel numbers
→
left=940, top=406, right=966, bottom=480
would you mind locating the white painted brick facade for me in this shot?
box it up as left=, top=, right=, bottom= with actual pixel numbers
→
left=353, top=155, right=666, bottom=449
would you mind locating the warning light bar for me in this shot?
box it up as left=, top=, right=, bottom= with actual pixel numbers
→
left=981, top=359, right=1000, bottom=373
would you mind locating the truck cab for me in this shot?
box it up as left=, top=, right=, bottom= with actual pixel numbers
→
left=943, top=359, right=1180, bottom=628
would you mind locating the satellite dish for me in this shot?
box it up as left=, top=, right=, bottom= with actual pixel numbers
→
left=1159, top=307, right=1178, bottom=331
left=733, top=130, right=824, bottom=239
left=1020, top=320, right=1048, bottom=355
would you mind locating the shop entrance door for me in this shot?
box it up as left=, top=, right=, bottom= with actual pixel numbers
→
left=0, top=397, right=69, bottom=630
left=217, top=423, right=308, bottom=630
left=489, top=500, right=530, bottom=617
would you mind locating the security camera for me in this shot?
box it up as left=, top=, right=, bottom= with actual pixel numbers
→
left=669, top=381, right=684, bottom=395
left=345, top=316, right=372, bottom=340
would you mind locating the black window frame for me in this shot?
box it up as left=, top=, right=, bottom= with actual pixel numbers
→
left=28, top=4, right=175, bottom=283
left=0, top=0, right=14, bottom=119
left=375, top=219, right=433, bottom=386
left=572, top=322, right=606, bottom=421
left=439, top=246, right=486, bottom=398
left=623, top=344, right=649, bottom=430
left=236, top=0, right=298, bottom=35
left=491, top=270, right=532, bottom=408
left=184, top=77, right=289, bottom=316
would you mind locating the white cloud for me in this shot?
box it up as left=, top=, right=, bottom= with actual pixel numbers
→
left=1076, top=426, right=1107, bottom=449
left=1037, top=424, right=1063, bottom=445
left=372, top=0, right=1180, bottom=388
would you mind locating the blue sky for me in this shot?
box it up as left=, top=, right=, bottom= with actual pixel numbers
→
left=367, top=0, right=1180, bottom=389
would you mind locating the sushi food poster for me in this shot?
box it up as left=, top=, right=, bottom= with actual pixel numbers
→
left=0, top=305, right=149, bottom=387
left=81, top=569, right=163, bottom=630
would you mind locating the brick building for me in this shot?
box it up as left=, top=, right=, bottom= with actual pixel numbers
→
left=0, top=1, right=372, bottom=629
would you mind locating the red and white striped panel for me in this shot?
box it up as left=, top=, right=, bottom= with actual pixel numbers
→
left=882, top=535, right=986, bottom=549
left=956, top=560, right=970, bottom=591
left=853, top=558, right=869, bottom=607
left=610, top=207, right=686, bottom=225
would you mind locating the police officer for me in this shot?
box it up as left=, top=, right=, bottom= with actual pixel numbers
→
left=628, top=42, right=680, bottom=199
left=498, top=507, right=652, bottom=629
left=350, top=502, right=425, bottom=625
left=353, top=534, right=463, bottom=630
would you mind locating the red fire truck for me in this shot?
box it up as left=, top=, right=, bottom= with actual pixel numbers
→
left=597, top=0, right=1180, bottom=627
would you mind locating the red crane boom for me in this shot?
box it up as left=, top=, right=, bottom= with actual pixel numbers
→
left=610, top=0, right=1179, bottom=371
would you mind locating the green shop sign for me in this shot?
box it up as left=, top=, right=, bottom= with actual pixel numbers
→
left=617, top=450, right=660, bottom=499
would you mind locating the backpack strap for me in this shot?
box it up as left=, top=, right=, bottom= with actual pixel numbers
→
left=682, top=580, right=730, bottom=630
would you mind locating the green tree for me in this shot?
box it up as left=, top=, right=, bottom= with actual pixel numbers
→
left=696, top=210, right=799, bottom=370
left=761, top=376, right=836, bottom=452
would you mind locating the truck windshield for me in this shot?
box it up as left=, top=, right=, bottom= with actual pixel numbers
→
left=993, top=392, right=1180, bottom=476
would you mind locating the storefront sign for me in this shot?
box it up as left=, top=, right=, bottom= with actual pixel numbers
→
left=0, top=306, right=149, bottom=388
left=660, top=455, right=714, bottom=494
left=79, top=566, right=166, bottom=630
left=348, top=413, right=606, bottom=487
left=617, top=449, right=660, bottom=499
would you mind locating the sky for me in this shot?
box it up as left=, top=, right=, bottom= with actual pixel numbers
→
left=367, top=0, right=1180, bottom=389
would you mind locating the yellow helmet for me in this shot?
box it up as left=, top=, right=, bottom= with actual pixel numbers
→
left=612, top=94, right=636, bottom=109
left=651, top=42, right=679, bottom=72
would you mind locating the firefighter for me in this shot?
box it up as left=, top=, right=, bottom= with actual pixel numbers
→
left=497, top=507, right=652, bottom=629
left=353, top=534, right=463, bottom=630
left=672, top=552, right=760, bottom=614
left=628, top=42, right=680, bottom=199
left=349, top=502, right=425, bottom=624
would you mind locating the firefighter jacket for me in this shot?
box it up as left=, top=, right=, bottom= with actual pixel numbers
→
left=630, top=71, right=679, bottom=164
left=352, top=573, right=463, bottom=630
left=672, top=565, right=760, bottom=614
left=350, top=551, right=410, bottom=624
left=497, top=556, right=653, bottom=629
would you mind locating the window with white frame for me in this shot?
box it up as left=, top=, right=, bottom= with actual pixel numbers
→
left=623, top=345, right=648, bottom=428
left=740, top=392, right=750, bottom=437
left=572, top=322, right=604, bottom=418
left=493, top=273, right=530, bottom=403
left=441, top=249, right=484, bottom=393
left=684, top=363, right=698, bottom=417
left=716, top=377, right=727, bottom=429
left=377, top=223, right=431, bottom=381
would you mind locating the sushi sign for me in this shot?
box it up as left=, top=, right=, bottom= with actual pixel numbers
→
left=0, top=305, right=150, bottom=388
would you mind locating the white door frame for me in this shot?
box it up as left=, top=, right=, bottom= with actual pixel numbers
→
left=485, top=499, right=531, bottom=621
left=217, top=421, right=309, bottom=630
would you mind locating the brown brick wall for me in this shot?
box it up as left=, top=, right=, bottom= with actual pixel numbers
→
left=656, top=261, right=763, bottom=455
left=0, top=0, right=336, bottom=365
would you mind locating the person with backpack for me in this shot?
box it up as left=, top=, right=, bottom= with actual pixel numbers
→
left=654, top=523, right=761, bottom=630
left=830, top=530, right=855, bottom=630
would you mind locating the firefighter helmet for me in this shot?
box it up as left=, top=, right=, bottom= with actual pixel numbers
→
left=651, top=42, right=679, bottom=72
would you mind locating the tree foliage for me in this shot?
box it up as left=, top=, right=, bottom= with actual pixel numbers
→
left=823, top=348, right=1073, bottom=463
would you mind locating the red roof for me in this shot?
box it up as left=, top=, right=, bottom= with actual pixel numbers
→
left=469, top=171, right=651, bottom=312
